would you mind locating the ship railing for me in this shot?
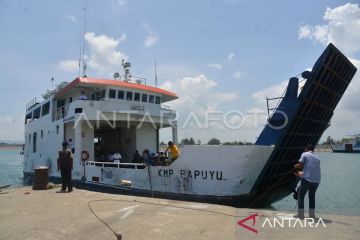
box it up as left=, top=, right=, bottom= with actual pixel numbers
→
left=85, top=161, right=146, bottom=170
left=266, top=77, right=306, bottom=118
left=119, top=76, right=147, bottom=85
left=161, top=105, right=176, bottom=118
left=266, top=96, right=284, bottom=118
left=26, top=97, right=41, bottom=111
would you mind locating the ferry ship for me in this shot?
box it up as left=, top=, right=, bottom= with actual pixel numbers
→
left=23, top=43, right=357, bottom=206
left=331, top=134, right=360, bottom=153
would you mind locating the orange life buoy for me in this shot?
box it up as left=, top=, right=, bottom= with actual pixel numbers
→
left=81, top=151, right=89, bottom=161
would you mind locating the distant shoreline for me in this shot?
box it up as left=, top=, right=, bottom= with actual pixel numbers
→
left=0, top=146, right=22, bottom=150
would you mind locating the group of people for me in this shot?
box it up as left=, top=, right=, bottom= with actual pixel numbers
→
left=95, top=141, right=180, bottom=166
left=132, top=141, right=180, bottom=166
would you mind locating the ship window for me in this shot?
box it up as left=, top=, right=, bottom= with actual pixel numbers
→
left=29, top=134, right=31, bottom=145
left=69, top=97, right=72, bottom=103
left=126, top=91, right=133, bottom=101
left=149, top=95, right=155, bottom=103
left=56, top=125, right=59, bottom=134
left=142, top=94, right=148, bottom=102
left=41, top=102, right=50, bottom=117
left=101, top=90, right=106, bottom=99
left=33, top=107, right=41, bottom=120
left=117, top=90, right=124, bottom=99
left=109, top=89, right=116, bottom=99
left=41, top=130, right=43, bottom=138
left=25, top=112, right=32, bottom=124
left=33, top=132, right=37, bottom=153
left=134, top=92, right=140, bottom=101
left=155, top=96, right=161, bottom=104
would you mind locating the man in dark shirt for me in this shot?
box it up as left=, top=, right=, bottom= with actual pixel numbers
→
left=57, top=141, right=73, bottom=192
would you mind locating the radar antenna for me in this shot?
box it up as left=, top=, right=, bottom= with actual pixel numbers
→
left=122, top=59, right=132, bottom=82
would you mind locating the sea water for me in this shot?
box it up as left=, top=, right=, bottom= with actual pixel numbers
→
left=272, top=152, right=360, bottom=216
left=0, top=149, right=359, bottom=215
left=0, top=149, right=24, bottom=187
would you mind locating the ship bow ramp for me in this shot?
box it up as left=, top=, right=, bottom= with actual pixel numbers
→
left=251, top=43, right=357, bottom=206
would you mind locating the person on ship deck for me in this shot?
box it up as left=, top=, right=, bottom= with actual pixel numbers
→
left=164, top=141, right=180, bottom=163
left=78, top=90, right=88, bottom=100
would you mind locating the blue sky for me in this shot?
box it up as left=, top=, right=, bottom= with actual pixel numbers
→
left=0, top=0, right=359, bottom=143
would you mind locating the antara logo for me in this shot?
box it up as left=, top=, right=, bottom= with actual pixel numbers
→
left=237, top=213, right=326, bottom=234
left=237, top=213, right=258, bottom=233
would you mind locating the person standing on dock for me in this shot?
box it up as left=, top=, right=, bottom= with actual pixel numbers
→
left=294, top=144, right=321, bottom=219
left=57, top=141, right=73, bottom=192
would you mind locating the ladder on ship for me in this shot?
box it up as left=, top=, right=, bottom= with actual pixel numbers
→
left=251, top=43, right=357, bottom=205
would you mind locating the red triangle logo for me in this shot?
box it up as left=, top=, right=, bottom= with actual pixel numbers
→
left=237, top=213, right=258, bottom=234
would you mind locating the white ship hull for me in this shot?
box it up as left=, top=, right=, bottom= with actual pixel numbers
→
left=331, top=144, right=360, bottom=153
left=84, top=145, right=273, bottom=197
left=24, top=145, right=274, bottom=205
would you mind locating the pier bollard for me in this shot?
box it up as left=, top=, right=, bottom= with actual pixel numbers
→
left=32, top=166, right=49, bottom=190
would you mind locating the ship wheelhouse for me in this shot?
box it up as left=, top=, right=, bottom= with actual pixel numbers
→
left=24, top=76, right=178, bottom=178
left=56, top=77, right=178, bottom=163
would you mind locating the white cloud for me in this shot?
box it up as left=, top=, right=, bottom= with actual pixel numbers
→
left=252, top=80, right=288, bottom=106
left=207, top=63, right=222, bottom=70
left=66, top=14, right=77, bottom=23
left=232, top=71, right=242, bottom=79
left=143, top=24, right=159, bottom=48
left=298, top=3, right=360, bottom=56
left=118, top=0, right=127, bottom=5
left=228, top=52, right=235, bottom=61
left=298, top=25, right=312, bottom=39
left=85, top=32, right=128, bottom=73
left=56, top=60, right=79, bottom=73
left=56, top=32, right=127, bottom=74
left=161, top=74, right=238, bottom=130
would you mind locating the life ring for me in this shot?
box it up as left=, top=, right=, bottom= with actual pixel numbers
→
left=81, top=151, right=89, bottom=161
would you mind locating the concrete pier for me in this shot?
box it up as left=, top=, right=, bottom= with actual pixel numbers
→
left=0, top=186, right=359, bottom=240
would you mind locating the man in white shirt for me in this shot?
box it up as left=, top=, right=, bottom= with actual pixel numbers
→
left=294, top=144, right=321, bottom=219
left=79, top=91, right=88, bottom=100
left=112, top=152, right=122, bottom=163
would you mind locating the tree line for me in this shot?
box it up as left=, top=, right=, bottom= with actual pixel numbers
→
left=175, top=137, right=253, bottom=145
left=161, top=135, right=341, bottom=146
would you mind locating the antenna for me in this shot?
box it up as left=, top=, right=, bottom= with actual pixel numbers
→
left=51, top=77, right=54, bottom=89
left=78, top=36, right=82, bottom=77
left=155, top=60, right=158, bottom=87
left=82, top=1, right=87, bottom=77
